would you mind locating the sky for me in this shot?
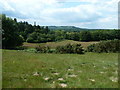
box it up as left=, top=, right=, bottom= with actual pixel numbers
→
left=0, top=0, right=119, bottom=29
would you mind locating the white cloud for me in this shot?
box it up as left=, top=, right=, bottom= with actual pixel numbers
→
left=0, top=0, right=118, bottom=29
left=0, top=0, right=15, bottom=11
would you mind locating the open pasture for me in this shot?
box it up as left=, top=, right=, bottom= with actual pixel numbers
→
left=2, top=50, right=118, bottom=88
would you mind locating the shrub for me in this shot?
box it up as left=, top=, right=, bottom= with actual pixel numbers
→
left=26, top=37, right=35, bottom=43
left=73, top=44, right=84, bottom=54
left=56, top=44, right=84, bottom=54
left=56, top=46, right=66, bottom=54
left=35, top=45, right=51, bottom=53
left=48, top=49, right=56, bottom=53
left=23, top=48, right=37, bottom=53
left=87, top=44, right=95, bottom=52
left=87, top=40, right=120, bottom=53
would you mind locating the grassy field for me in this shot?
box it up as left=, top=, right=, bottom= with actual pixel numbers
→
left=23, top=40, right=98, bottom=49
left=2, top=50, right=118, bottom=88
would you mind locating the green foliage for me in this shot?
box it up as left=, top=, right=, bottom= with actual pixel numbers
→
left=54, top=30, right=66, bottom=41
left=56, top=44, right=84, bottom=54
left=65, top=32, right=80, bottom=41
left=56, top=46, right=65, bottom=54
left=2, top=14, right=24, bottom=49
left=35, top=43, right=84, bottom=54
left=91, top=30, right=120, bottom=41
left=22, top=48, right=37, bottom=53
left=73, top=44, right=84, bottom=54
left=26, top=32, right=38, bottom=43
left=87, top=44, right=95, bottom=52
left=27, top=33, right=53, bottom=43
left=80, top=31, right=92, bottom=41
left=87, top=40, right=120, bottom=53
left=35, top=45, right=51, bottom=53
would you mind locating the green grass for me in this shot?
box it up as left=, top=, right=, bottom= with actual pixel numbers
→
left=3, top=50, right=118, bottom=88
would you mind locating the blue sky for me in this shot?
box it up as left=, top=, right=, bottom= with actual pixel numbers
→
left=0, top=0, right=119, bottom=29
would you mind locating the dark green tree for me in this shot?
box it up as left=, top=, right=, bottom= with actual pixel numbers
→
left=80, top=31, right=92, bottom=41
left=2, top=14, right=24, bottom=49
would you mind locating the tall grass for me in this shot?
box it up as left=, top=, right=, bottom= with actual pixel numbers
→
left=2, top=50, right=118, bottom=88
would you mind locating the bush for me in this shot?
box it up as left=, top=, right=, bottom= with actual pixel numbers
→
left=35, top=45, right=51, bottom=53
left=23, top=48, right=37, bottom=53
left=56, top=44, right=84, bottom=54
left=87, top=40, right=120, bottom=53
left=26, top=37, right=35, bottom=43
left=48, top=49, right=56, bottom=53
left=56, top=46, right=65, bottom=54
left=73, top=44, right=84, bottom=54
left=87, top=44, right=96, bottom=52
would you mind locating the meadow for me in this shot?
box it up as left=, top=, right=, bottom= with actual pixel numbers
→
left=2, top=49, right=118, bottom=88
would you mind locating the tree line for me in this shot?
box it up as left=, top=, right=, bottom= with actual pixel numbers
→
left=1, top=14, right=120, bottom=49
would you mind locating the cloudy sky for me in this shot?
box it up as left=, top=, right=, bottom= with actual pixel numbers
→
left=0, top=0, right=119, bottom=29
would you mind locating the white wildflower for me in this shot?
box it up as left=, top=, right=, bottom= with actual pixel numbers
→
left=110, top=77, right=118, bottom=82
left=68, top=74, right=77, bottom=77
left=68, top=69, right=73, bottom=71
left=100, top=72, right=104, bottom=74
left=44, top=77, right=50, bottom=81
left=52, top=81, right=55, bottom=84
left=53, top=72, right=59, bottom=75
left=103, top=66, right=107, bottom=69
left=58, top=78, right=64, bottom=81
left=33, top=72, right=39, bottom=76
left=59, top=83, right=67, bottom=88
left=89, top=79, right=95, bottom=82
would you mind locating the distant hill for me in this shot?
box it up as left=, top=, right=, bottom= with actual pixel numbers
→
left=48, top=26, right=89, bottom=31
left=47, top=26, right=115, bottom=31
